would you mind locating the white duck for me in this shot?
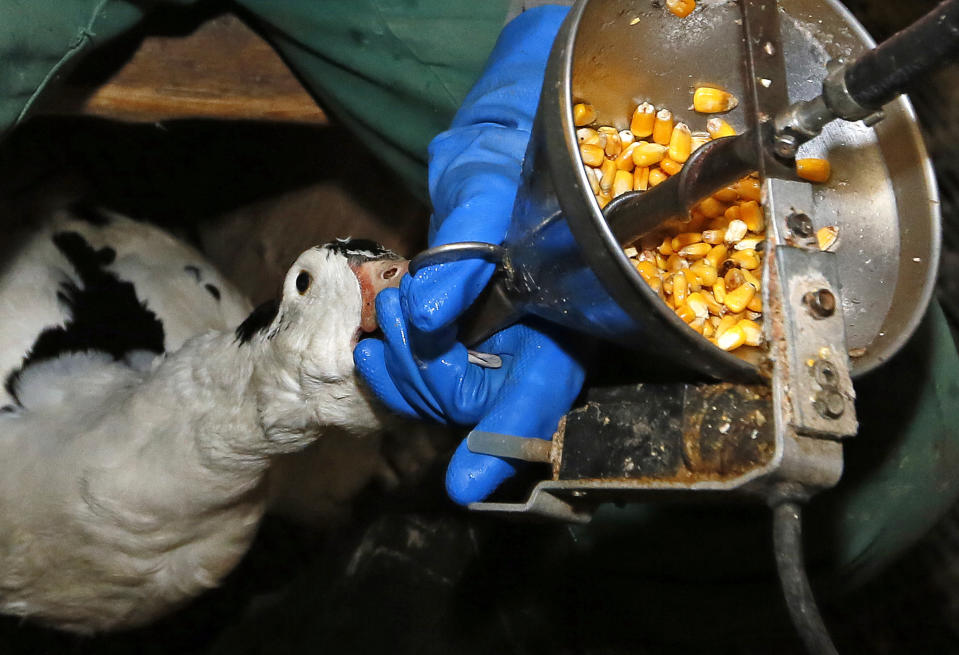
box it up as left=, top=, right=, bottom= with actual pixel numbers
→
left=0, top=205, right=408, bottom=633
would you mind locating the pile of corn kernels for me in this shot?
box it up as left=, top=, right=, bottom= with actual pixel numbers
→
left=574, top=89, right=831, bottom=353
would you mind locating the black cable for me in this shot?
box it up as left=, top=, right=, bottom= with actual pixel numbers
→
left=772, top=500, right=840, bottom=655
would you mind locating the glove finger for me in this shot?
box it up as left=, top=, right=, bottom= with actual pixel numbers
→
left=373, top=289, right=446, bottom=422
left=403, top=257, right=496, bottom=334
left=445, top=437, right=518, bottom=506
left=353, top=338, right=423, bottom=420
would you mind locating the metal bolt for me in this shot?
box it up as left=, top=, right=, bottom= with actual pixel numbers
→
left=803, top=289, right=836, bottom=318
left=812, top=359, right=838, bottom=387
left=571, top=490, right=586, bottom=498
left=814, top=390, right=845, bottom=419
left=786, top=211, right=814, bottom=237
left=773, top=133, right=799, bottom=159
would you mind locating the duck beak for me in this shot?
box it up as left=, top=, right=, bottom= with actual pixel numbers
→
left=351, top=258, right=409, bottom=333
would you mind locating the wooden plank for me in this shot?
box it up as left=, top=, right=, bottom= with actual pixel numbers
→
left=66, top=14, right=327, bottom=124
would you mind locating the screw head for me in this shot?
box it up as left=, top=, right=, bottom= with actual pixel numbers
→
left=812, top=359, right=838, bottom=386
left=815, top=390, right=845, bottom=419
left=787, top=211, right=814, bottom=238
left=774, top=133, right=799, bottom=158
left=803, top=289, right=836, bottom=318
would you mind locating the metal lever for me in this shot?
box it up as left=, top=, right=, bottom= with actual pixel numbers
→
left=407, top=242, right=527, bottom=347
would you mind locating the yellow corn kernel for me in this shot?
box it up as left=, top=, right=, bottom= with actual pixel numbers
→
left=667, top=122, right=692, bottom=163
left=746, top=293, right=763, bottom=313
left=740, top=200, right=765, bottom=232
left=723, top=204, right=742, bottom=222
left=649, top=168, right=669, bottom=187
left=724, top=267, right=744, bottom=291
left=634, top=166, right=650, bottom=191
left=679, top=242, right=712, bottom=259
left=648, top=276, right=663, bottom=294
left=730, top=249, right=760, bottom=270
left=712, top=187, right=739, bottom=203
left=672, top=271, right=689, bottom=306
left=706, top=117, right=737, bottom=139
left=655, top=253, right=668, bottom=270
left=596, top=193, right=611, bottom=209
left=703, top=321, right=715, bottom=338
left=693, top=86, right=739, bottom=113
left=635, top=260, right=659, bottom=283
left=600, top=158, right=617, bottom=193
left=615, top=143, right=639, bottom=171
left=697, top=196, right=726, bottom=219
left=577, top=127, right=600, bottom=144
left=737, top=319, right=763, bottom=346
left=602, top=130, right=623, bottom=157
left=702, top=229, right=725, bottom=245
left=690, top=131, right=711, bottom=152
left=671, top=232, right=702, bottom=250
left=630, top=102, right=656, bottom=137
left=666, top=0, right=696, bottom=18
left=690, top=261, right=718, bottom=286
left=632, top=142, right=667, bottom=167
left=733, top=177, right=762, bottom=202
left=658, top=236, right=674, bottom=256
left=579, top=143, right=605, bottom=167
left=703, top=290, right=724, bottom=316
left=613, top=169, right=634, bottom=198
left=796, top=158, right=831, bottom=183
left=662, top=275, right=673, bottom=295
left=740, top=267, right=761, bottom=289
left=712, top=279, right=726, bottom=304
left=735, top=236, right=764, bottom=251
left=816, top=225, right=839, bottom=251
left=724, top=219, right=748, bottom=244
left=652, top=109, right=674, bottom=146
left=724, top=283, right=756, bottom=315
left=715, top=314, right=738, bottom=339
left=573, top=103, right=596, bottom=127
left=685, top=292, right=710, bottom=320
left=584, top=166, right=601, bottom=195
left=619, top=130, right=636, bottom=147
left=717, top=324, right=747, bottom=351
left=660, top=157, right=683, bottom=176
left=666, top=254, right=685, bottom=272
left=706, top=244, right=728, bottom=269
left=675, top=303, right=696, bottom=323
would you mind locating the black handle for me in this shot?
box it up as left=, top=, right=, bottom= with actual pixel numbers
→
left=845, top=0, right=959, bottom=110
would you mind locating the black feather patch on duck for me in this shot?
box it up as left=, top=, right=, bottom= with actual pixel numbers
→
left=325, top=238, right=402, bottom=265
left=235, top=298, right=280, bottom=344
left=4, top=231, right=166, bottom=402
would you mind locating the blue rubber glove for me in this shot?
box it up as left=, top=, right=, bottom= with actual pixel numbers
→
left=356, top=284, right=585, bottom=504
left=404, top=5, right=571, bottom=332
left=355, top=5, right=585, bottom=505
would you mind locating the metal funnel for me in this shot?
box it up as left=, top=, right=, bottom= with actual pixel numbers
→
left=496, top=0, right=939, bottom=380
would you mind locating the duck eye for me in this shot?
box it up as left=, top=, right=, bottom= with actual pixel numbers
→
left=295, top=271, right=312, bottom=294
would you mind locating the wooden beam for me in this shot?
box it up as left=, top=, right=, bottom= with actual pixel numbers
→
left=64, top=14, right=327, bottom=124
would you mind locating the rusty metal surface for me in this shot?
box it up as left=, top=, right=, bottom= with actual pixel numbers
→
left=558, top=382, right=774, bottom=483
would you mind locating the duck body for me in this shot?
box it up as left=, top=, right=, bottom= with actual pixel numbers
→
left=0, top=206, right=406, bottom=632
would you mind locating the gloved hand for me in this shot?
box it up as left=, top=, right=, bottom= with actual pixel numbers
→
left=355, top=5, right=586, bottom=505
left=357, top=286, right=585, bottom=504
